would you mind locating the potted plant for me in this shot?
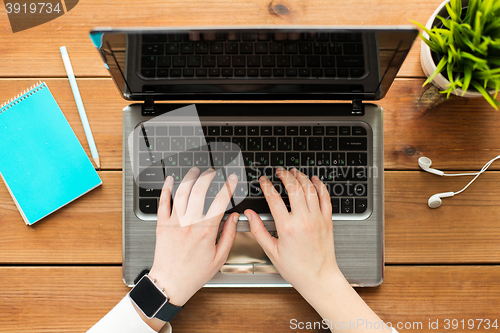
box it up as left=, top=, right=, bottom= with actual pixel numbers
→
left=413, top=0, right=500, bottom=109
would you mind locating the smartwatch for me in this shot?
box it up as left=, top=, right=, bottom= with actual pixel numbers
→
left=129, top=274, right=183, bottom=322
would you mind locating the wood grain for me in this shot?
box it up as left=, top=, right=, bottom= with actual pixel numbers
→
left=1, top=171, right=499, bottom=264
left=0, top=266, right=498, bottom=333
left=0, top=0, right=445, bottom=78
left=0, top=172, right=122, bottom=264
left=1, top=78, right=499, bottom=171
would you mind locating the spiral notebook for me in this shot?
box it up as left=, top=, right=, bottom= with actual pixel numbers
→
left=0, top=82, right=102, bottom=225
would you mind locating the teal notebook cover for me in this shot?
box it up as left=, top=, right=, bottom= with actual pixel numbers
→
left=0, top=82, right=102, bottom=225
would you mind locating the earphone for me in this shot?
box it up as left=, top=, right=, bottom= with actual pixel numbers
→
left=418, top=155, right=500, bottom=208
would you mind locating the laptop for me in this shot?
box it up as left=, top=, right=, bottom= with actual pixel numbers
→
left=89, top=26, right=417, bottom=287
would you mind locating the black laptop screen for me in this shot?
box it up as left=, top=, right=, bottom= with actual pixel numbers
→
left=90, top=27, right=417, bottom=101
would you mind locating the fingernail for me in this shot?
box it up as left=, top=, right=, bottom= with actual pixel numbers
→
left=190, top=166, right=199, bottom=172
left=244, top=212, right=252, bottom=221
left=166, top=175, right=174, bottom=185
left=312, top=175, right=319, bottom=180
left=233, top=213, right=240, bottom=223
left=229, top=173, right=237, bottom=180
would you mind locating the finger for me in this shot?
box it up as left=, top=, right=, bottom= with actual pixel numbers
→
left=245, top=209, right=277, bottom=257
left=311, top=176, right=333, bottom=217
left=206, top=173, right=238, bottom=222
left=289, top=168, right=320, bottom=212
left=276, top=167, right=308, bottom=213
left=184, top=168, right=216, bottom=216
left=215, top=212, right=239, bottom=264
left=158, top=176, right=174, bottom=220
left=172, top=167, right=200, bottom=216
left=259, top=175, right=289, bottom=223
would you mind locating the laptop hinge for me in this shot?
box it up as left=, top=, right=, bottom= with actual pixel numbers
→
left=351, top=99, right=364, bottom=116
left=142, top=98, right=155, bottom=116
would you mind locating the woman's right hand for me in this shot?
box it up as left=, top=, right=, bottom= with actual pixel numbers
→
left=245, top=167, right=344, bottom=297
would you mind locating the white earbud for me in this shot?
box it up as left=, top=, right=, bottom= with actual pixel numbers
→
left=428, top=192, right=455, bottom=208
left=418, top=157, right=444, bottom=176
left=419, top=155, right=500, bottom=209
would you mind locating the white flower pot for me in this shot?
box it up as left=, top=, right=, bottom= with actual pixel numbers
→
left=420, top=0, right=487, bottom=98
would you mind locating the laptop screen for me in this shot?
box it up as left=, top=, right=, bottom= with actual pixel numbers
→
left=90, top=27, right=417, bottom=101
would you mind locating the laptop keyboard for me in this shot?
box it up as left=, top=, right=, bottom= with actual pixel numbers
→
left=136, top=121, right=370, bottom=218
left=140, top=32, right=365, bottom=79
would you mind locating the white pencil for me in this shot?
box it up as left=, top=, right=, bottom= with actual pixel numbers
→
left=60, top=46, right=101, bottom=170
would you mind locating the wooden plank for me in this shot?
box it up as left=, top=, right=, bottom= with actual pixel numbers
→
left=1, top=78, right=498, bottom=171
left=0, top=172, right=122, bottom=264
left=0, top=0, right=445, bottom=78
left=0, top=266, right=498, bottom=333
left=1, top=171, right=499, bottom=264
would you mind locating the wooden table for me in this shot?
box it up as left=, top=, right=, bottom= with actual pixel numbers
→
left=1, top=1, right=499, bottom=332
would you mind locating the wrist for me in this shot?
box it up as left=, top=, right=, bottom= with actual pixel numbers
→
left=147, top=269, right=191, bottom=307
left=131, top=300, right=167, bottom=332
left=296, top=267, right=348, bottom=302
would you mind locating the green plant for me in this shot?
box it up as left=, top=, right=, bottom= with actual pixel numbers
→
left=412, top=0, right=500, bottom=109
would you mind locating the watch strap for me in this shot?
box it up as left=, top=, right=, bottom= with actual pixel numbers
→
left=156, top=300, right=183, bottom=322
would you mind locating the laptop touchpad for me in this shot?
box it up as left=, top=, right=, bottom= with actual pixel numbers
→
left=220, top=232, right=278, bottom=275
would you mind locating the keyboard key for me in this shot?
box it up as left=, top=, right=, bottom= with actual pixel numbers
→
left=139, top=184, right=162, bottom=198
left=328, top=42, right=342, bottom=54
left=186, top=137, right=201, bottom=151
left=142, top=43, right=164, bottom=55
left=172, top=56, right=186, bottom=67
left=274, top=126, right=285, bottom=135
left=286, top=68, right=297, bottom=77
left=139, top=137, right=154, bottom=151
left=232, top=55, right=245, bottom=67
left=344, top=43, right=364, bottom=55
left=355, top=198, right=368, bottom=213
left=308, top=137, right=322, bottom=151
left=235, top=68, right=246, bottom=76
left=156, top=138, right=170, bottom=151
left=141, top=56, right=156, bottom=68
left=232, top=137, right=246, bottom=151
left=313, top=126, right=324, bottom=136
left=166, top=43, right=179, bottom=54
left=299, top=42, right=313, bottom=54
left=247, top=137, right=262, bottom=151
left=293, top=137, right=307, bottom=151
left=269, top=42, right=283, bottom=54
left=260, top=68, right=272, bottom=77
left=209, top=68, right=220, bottom=77
left=353, top=183, right=367, bottom=196
left=202, top=55, right=216, bottom=67
left=316, top=152, right=331, bottom=166
left=226, top=42, right=239, bottom=54
left=338, top=68, right=349, bottom=77
left=139, top=199, right=158, bottom=214
left=326, top=126, right=338, bottom=135
left=222, top=69, right=233, bottom=77
left=195, top=42, right=209, bottom=54
left=273, top=68, right=284, bottom=77
left=334, top=167, right=367, bottom=181
left=292, top=55, right=306, bottom=67
left=247, top=68, right=259, bottom=76
left=141, top=69, right=155, bottom=78
left=208, top=126, right=220, bottom=136
left=164, top=154, right=178, bottom=166
left=271, top=152, right=285, bottom=167
left=307, top=56, right=320, bottom=67
left=221, top=126, right=233, bottom=136
left=311, top=69, right=323, bottom=77
left=278, top=137, right=292, bottom=151
left=337, top=56, right=364, bottom=67
left=348, top=153, right=368, bottom=166
left=284, top=42, right=298, bottom=54
left=179, top=152, right=193, bottom=166
left=165, top=167, right=181, bottom=182
left=140, top=167, right=164, bottom=182
left=211, top=152, right=224, bottom=167
left=248, top=126, right=259, bottom=136
left=350, top=69, right=365, bottom=77
left=180, top=43, right=194, bottom=54
left=313, top=42, right=328, bottom=54
left=170, top=69, right=181, bottom=77
left=331, top=197, right=340, bottom=214
left=277, top=56, right=290, bottom=67
left=339, top=126, right=350, bottom=136
left=183, top=68, right=194, bottom=77
left=187, top=56, right=201, bottom=67
left=339, top=137, right=367, bottom=151
left=217, top=55, right=231, bottom=67
left=301, top=152, right=315, bottom=166
left=255, top=42, right=268, bottom=54
left=247, top=56, right=260, bottom=67
left=169, top=126, right=181, bottom=136
left=300, top=126, right=311, bottom=135
left=332, top=152, right=346, bottom=166
left=196, top=68, right=207, bottom=77
left=246, top=167, right=259, bottom=182
left=171, top=137, right=185, bottom=151
left=322, top=56, right=335, bottom=67
left=255, top=152, right=269, bottom=166
left=210, top=42, right=224, bottom=54
left=242, top=152, right=254, bottom=166
left=286, top=153, right=300, bottom=167
left=352, top=126, right=367, bottom=135
left=324, top=137, right=337, bottom=151
left=299, top=68, right=310, bottom=77
left=157, top=69, right=168, bottom=77
left=235, top=126, right=246, bottom=136
left=226, top=152, right=239, bottom=166
left=140, top=153, right=162, bottom=166
left=263, top=137, right=277, bottom=151
left=325, top=69, right=336, bottom=77
left=287, top=126, right=298, bottom=135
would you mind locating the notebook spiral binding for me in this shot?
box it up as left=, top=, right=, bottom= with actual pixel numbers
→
left=0, top=81, right=45, bottom=114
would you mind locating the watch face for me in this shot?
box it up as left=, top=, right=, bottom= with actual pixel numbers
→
left=129, top=276, right=167, bottom=318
